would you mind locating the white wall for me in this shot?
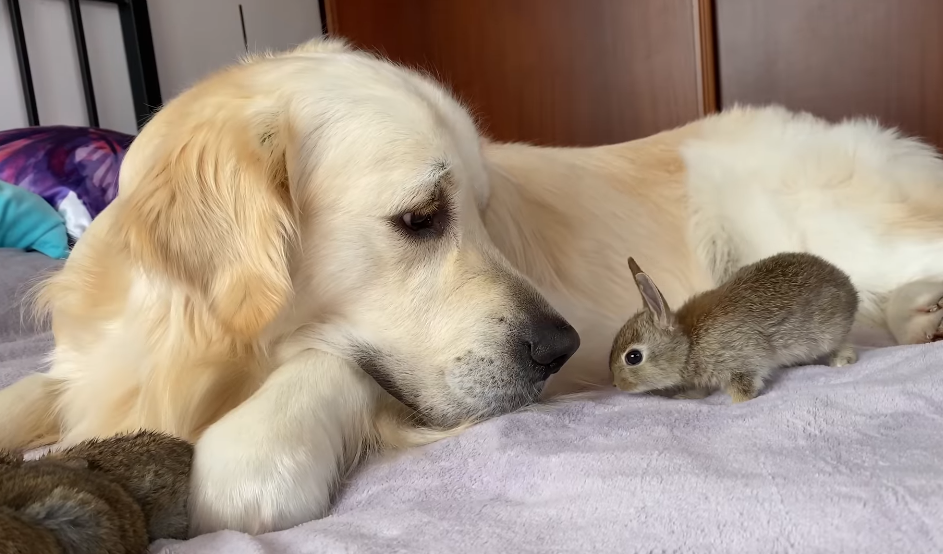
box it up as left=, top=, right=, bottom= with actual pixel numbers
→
left=0, top=0, right=136, bottom=133
left=0, top=1, right=28, bottom=130
left=0, top=0, right=322, bottom=134
left=151, top=0, right=323, bottom=100
left=241, top=0, right=324, bottom=68
left=147, top=0, right=247, bottom=101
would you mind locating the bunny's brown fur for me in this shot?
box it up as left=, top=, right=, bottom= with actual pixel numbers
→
left=611, top=253, right=859, bottom=402
left=0, top=431, right=192, bottom=554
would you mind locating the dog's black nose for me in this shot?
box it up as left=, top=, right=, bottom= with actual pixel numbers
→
left=524, top=318, right=581, bottom=378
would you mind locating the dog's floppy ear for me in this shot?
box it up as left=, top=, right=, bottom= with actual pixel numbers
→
left=117, top=110, right=295, bottom=340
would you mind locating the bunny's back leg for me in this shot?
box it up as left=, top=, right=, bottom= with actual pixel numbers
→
left=828, top=344, right=858, bottom=367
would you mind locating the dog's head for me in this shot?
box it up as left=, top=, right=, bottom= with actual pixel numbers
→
left=115, top=40, right=579, bottom=428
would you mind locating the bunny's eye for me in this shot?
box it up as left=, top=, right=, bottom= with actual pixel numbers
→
left=625, top=349, right=643, bottom=366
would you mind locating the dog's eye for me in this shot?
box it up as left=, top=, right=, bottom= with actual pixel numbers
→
left=398, top=207, right=446, bottom=239
left=402, top=212, right=433, bottom=231
left=625, top=349, right=643, bottom=366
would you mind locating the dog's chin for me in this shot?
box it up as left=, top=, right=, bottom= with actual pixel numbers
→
left=351, top=344, right=546, bottom=429
left=480, top=379, right=545, bottom=417
left=422, top=379, right=545, bottom=429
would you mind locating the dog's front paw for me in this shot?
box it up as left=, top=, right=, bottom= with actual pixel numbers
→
left=886, top=281, right=943, bottom=344
left=188, top=416, right=339, bottom=536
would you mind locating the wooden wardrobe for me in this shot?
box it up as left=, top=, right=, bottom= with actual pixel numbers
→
left=323, top=0, right=942, bottom=152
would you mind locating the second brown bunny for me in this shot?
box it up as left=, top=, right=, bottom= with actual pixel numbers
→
left=609, top=252, right=859, bottom=403
left=0, top=430, right=192, bottom=554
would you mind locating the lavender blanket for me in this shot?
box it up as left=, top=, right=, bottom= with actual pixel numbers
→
left=1, top=252, right=940, bottom=553
left=154, top=342, right=943, bottom=554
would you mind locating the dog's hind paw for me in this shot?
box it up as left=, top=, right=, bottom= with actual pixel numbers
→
left=885, top=281, right=943, bottom=345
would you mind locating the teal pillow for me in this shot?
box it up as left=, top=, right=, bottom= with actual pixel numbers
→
left=0, top=180, right=69, bottom=259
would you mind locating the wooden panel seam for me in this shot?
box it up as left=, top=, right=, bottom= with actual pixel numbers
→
left=693, top=0, right=719, bottom=115
left=323, top=0, right=339, bottom=35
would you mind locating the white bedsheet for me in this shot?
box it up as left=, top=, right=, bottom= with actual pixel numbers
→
left=155, top=342, right=943, bottom=554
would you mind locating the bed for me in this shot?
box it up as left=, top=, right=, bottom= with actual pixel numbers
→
left=1, top=249, right=941, bottom=554
left=2, top=4, right=941, bottom=552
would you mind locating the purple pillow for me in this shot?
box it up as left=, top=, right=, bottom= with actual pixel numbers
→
left=0, top=126, right=134, bottom=239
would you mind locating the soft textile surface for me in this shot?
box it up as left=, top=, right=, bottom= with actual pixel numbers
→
left=0, top=249, right=59, bottom=390
left=154, top=342, right=942, bottom=554
left=0, top=250, right=940, bottom=553
left=0, top=181, right=70, bottom=259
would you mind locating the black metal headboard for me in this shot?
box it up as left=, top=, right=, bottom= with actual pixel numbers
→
left=6, top=0, right=162, bottom=130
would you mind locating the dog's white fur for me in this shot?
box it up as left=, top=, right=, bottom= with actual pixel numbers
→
left=2, top=39, right=943, bottom=535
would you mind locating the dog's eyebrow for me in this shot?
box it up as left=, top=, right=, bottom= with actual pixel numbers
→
left=397, top=161, right=452, bottom=213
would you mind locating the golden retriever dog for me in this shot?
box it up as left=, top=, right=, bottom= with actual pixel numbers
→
left=2, top=39, right=943, bottom=536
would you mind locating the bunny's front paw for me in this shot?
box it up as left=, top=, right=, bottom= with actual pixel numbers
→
left=885, top=281, right=943, bottom=344
left=726, top=372, right=758, bottom=404
left=672, top=388, right=712, bottom=400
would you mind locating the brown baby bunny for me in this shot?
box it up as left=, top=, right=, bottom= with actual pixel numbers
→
left=0, top=430, right=193, bottom=554
left=609, top=252, right=859, bottom=403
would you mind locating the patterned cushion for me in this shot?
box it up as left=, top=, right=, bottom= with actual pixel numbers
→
left=0, top=126, right=134, bottom=239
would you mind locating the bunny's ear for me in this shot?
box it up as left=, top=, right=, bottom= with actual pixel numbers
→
left=636, top=274, right=672, bottom=330
left=628, top=258, right=673, bottom=330
left=627, top=257, right=644, bottom=279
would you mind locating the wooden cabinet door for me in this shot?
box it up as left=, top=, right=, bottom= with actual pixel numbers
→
left=716, top=0, right=943, bottom=151
left=325, top=0, right=714, bottom=147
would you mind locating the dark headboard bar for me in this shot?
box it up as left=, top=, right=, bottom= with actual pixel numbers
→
left=6, top=0, right=162, bottom=130
left=68, top=0, right=99, bottom=128
left=6, top=0, right=38, bottom=126
left=117, top=0, right=162, bottom=128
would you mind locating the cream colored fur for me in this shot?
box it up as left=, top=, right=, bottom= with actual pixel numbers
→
left=2, top=39, right=943, bottom=535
